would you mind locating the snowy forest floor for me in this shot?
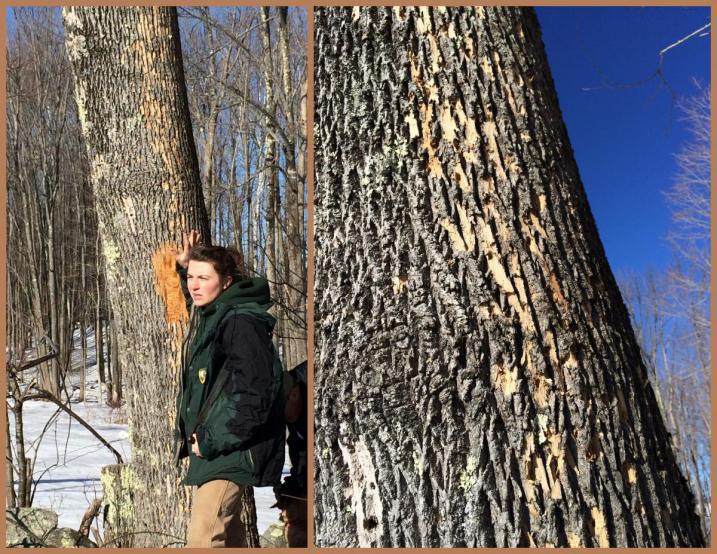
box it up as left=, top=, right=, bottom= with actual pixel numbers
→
left=7, top=328, right=286, bottom=543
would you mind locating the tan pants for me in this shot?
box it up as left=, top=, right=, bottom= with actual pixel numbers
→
left=186, top=480, right=246, bottom=547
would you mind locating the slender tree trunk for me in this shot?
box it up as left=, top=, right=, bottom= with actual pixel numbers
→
left=11, top=400, right=30, bottom=508
left=79, top=325, right=87, bottom=402
left=109, top=320, right=122, bottom=407
left=244, top=147, right=254, bottom=273
left=78, top=187, right=87, bottom=402
left=95, top=234, right=106, bottom=394
left=277, top=7, right=305, bottom=370
left=64, top=7, right=209, bottom=546
left=44, top=192, right=62, bottom=398
left=228, top=136, right=243, bottom=254
left=298, top=78, right=307, bottom=254
left=105, top=318, right=113, bottom=405
left=6, top=403, right=17, bottom=508
left=260, top=7, right=278, bottom=289
left=313, top=7, right=704, bottom=548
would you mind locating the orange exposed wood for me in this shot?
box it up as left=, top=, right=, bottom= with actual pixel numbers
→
left=151, top=244, right=188, bottom=325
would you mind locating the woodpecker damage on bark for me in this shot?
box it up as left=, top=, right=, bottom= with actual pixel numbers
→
left=313, top=7, right=704, bottom=548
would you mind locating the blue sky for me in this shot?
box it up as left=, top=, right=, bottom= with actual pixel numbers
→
left=536, top=7, right=711, bottom=276
left=7, top=7, right=709, bottom=277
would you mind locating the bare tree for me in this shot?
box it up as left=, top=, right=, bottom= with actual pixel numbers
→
left=6, top=8, right=95, bottom=400
left=179, top=7, right=308, bottom=368
left=621, top=84, right=711, bottom=539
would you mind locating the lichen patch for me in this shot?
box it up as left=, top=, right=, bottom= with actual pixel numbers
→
left=458, top=455, right=477, bottom=493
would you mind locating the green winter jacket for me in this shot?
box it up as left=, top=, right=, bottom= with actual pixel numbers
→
left=173, top=265, right=285, bottom=487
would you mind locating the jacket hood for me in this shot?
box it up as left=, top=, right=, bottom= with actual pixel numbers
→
left=198, top=276, right=275, bottom=328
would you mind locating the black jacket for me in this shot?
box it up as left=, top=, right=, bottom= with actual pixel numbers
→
left=173, top=267, right=285, bottom=487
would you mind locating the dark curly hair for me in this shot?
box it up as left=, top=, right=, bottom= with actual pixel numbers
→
left=188, top=245, right=247, bottom=281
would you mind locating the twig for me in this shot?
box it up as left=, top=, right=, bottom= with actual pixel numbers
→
left=7, top=341, right=59, bottom=374
left=659, top=23, right=711, bottom=57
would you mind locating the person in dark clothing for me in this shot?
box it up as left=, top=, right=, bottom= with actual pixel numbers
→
left=274, top=360, right=307, bottom=547
left=173, top=230, right=285, bottom=547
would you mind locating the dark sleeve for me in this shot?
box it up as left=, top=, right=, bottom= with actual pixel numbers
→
left=195, top=314, right=274, bottom=459
left=287, top=423, right=307, bottom=491
left=176, top=263, right=192, bottom=313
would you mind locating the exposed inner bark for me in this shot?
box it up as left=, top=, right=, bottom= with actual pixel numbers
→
left=313, top=7, right=704, bottom=548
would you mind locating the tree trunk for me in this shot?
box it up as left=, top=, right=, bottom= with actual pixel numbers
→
left=44, top=188, right=63, bottom=398
left=277, top=7, right=306, bottom=370
left=78, top=187, right=87, bottom=402
left=95, top=317, right=105, bottom=395
left=260, top=6, right=289, bottom=369
left=100, top=464, right=135, bottom=547
left=313, top=7, right=704, bottom=548
left=11, top=400, right=31, bottom=508
left=6, top=402, right=17, bottom=508
left=238, top=487, right=260, bottom=548
left=105, top=318, right=113, bottom=404
left=63, top=7, right=208, bottom=546
left=80, top=324, right=87, bottom=402
left=95, top=234, right=106, bottom=393
left=109, top=319, right=122, bottom=407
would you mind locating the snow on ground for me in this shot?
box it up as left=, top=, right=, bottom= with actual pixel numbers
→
left=8, top=328, right=285, bottom=542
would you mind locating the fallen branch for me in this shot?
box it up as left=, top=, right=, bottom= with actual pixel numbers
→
left=79, top=498, right=103, bottom=538
left=24, top=388, right=124, bottom=464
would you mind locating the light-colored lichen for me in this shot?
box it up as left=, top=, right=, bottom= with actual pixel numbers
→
left=459, top=455, right=477, bottom=493
left=412, top=450, right=423, bottom=473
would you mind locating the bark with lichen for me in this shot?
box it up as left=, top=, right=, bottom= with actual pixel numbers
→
left=63, top=6, right=259, bottom=546
left=313, top=6, right=704, bottom=548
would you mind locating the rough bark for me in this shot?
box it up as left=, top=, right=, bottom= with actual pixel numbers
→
left=238, top=487, right=261, bottom=547
left=100, top=464, right=136, bottom=547
left=313, top=7, right=704, bottom=548
left=63, top=7, right=208, bottom=546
